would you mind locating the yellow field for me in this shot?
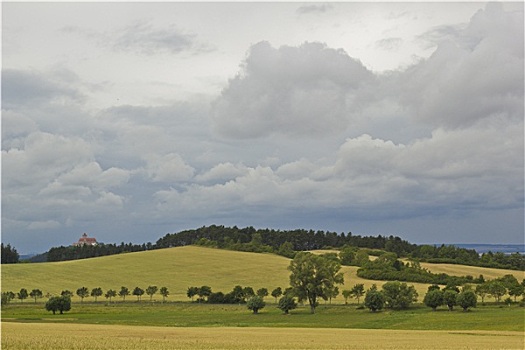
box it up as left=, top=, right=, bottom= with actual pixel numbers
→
left=2, top=322, right=523, bottom=350
left=418, top=262, right=525, bottom=281
left=1, top=246, right=291, bottom=301
left=2, top=246, right=522, bottom=303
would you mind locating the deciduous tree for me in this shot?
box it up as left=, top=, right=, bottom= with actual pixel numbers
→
left=271, top=287, right=282, bottom=303
left=17, top=288, right=28, bottom=303
left=423, top=289, right=443, bottom=311
left=350, top=284, right=365, bottom=304
left=159, top=287, right=169, bottom=302
left=146, top=285, right=158, bottom=302
left=119, top=286, right=130, bottom=301
left=76, top=287, right=89, bottom=303
left=247, top=296, right=265, bottom=314
left=132, top=287, right=144, bottom=301
left=45, top=296, right=71, bottom=314
left=29, top=289, right=43, bottom=303
left=277, top=295, right=297, bottom=314
left=364, top=288, right=385, bottom=312
left=105, top=289, right=117, bottom=303
left=457, top=290, right=477, bottom=311
left=91, top=287, right=103, bottom=302
left=288, top=252, right=344, bottom=314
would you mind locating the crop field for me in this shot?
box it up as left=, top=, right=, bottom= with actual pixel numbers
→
left=2, top=322, right=524, bottom=350
left=2, top=246, right=521, bottom=303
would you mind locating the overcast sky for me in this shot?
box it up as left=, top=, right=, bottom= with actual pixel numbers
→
left=2, top=2, right=524, bottom=254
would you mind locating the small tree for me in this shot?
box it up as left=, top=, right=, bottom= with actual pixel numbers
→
left=187, top=286, right=199, bottom=301
left=457, top=290, right=477, bottom=312
left=364, top=289, right=385, bottom=312
left=443, top=290, right=458, bottom=311
left=487, top=281, right=506, bottom=303
left=256, top=288, right=269, bottom=299
left=61, top=290, right=73, bottom=298
left=424, top=289, right=444, bottom=311
left=475, top=283, right=489, bottom=304
left=105, top=289, right=117, bottom=303
left=29, top=289, right=43, bottom=303
left=133, top=287, right=144, bottom=301
left=146, top=285, right=158, bottom=302
left=243, top=287, right=255, bottom=298
left=198, top=286, right=212, bottom=302
left=382, top=281, right=418, bottom=309
left=350, top=284, right=365, bottom=304
left=342, top=290, right=352, bottom=304
left=159, top=287, right=169, bottom=302
left=271, top=287, right=283, bottom=303
left=17, top=288, right=28, bottom=303
left=278, top=295, right=297, bottom=314
left=76, top=287, right=89, bottom=304
left=247, top=296, right=266, bottom=314
left=45, top=296, right=71, bottom=315
left=91, top=287, right=103, bottom=302
left=508, top=283, right=524, bottom=302
left=2, top=291, right=15, bottom=305
left=119, top=286, right=130, bottom=301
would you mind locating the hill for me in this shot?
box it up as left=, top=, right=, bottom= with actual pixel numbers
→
left=2, top=246, right=523, bottom=302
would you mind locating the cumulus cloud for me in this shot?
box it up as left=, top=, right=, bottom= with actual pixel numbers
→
left=401, top=3, right=523, bottom=128
left=212, top=41, right=374, bottom=138
left=143, top=153, right=195, bottom=182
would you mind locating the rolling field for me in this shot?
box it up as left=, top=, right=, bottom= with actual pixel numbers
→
left=3, top=322, right=524, bottom=350
left=2, top=246, right=523, bottom=303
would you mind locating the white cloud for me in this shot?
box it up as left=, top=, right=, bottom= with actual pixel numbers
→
left=212, top=41, right=374, bottom=138
left=143, top=153, right=195, bottom=182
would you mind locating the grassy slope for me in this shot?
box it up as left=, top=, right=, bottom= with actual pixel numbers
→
left=2, top=246, right=523, bottom=303
left=1, top=246, right=291, bottom=301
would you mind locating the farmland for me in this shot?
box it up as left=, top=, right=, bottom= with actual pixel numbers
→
left=2, top=246, right=523, bottom=302
left=2, top=246, right=525, bottom=349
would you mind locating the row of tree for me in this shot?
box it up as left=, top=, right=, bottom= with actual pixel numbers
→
left=1, top=285, right=170, bottom=305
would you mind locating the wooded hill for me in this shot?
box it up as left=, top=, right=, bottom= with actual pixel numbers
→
left=27, top=225, right=524, bottom=271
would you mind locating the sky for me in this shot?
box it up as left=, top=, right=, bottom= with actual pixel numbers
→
left=2, top=2, right=524, bottom=254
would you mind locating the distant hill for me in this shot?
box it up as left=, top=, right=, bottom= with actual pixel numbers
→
left=453, top=244, right=525, bottom=255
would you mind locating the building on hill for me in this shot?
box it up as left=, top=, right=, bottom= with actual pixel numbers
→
left=73, top=233, right=98, bottom=246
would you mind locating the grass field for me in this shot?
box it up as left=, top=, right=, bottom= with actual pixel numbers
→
left=3, top=322, right=524, bottom=350
left=2, top=246, right=522, bottom=303
left=2, top=301, right=524, bottom=331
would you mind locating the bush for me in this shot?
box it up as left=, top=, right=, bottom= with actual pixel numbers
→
left=277, top=295, right=297, bottom=314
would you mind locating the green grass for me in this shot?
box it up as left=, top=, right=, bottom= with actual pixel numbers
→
left=2, top=301, right=524, bottom=332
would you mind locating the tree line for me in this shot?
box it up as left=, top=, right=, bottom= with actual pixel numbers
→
left=8, top=225, right=523, bottom=271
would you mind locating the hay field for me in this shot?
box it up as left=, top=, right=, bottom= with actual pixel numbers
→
left=0, top=246, right=291, bottom=301
left=2, top=322, right=523, bottom=350
left=2, top=246, right=522, bottom=303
